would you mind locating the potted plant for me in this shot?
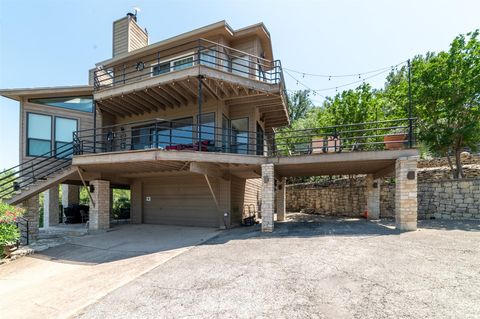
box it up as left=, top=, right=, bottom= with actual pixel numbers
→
left=0, top=202, right=24, bottom=258
left=384, top=128, right=408, bottom=150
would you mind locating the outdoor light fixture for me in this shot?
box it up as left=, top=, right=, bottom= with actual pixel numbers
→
left=373, top=182, right=378, bottom=188
left=89, top=185, right=95, bottom=193
left=263, top=176, right=269, bottom=184
left=407, top=171, right=416, bottom=180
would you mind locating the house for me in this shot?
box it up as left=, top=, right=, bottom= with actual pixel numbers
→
left=0, top=13, right=419, bottom=241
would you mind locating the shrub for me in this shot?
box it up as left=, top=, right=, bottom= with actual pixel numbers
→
left=0, top=202, right=24, bottom=247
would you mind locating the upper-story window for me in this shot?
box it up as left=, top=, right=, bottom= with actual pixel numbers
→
left=55, top=117, right=78, bottom=158
left=28, top=96, right=93, bottom=113
left=152, top=62, right=170, bottom=76
left=27, top=113, right=52, bottom=157
left=200, top=50, right=216, bottom=68
left=172, top=56, right=194, bottom=71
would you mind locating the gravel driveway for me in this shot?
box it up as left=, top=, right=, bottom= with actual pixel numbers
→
left=75, top=215, right=480, bottom=319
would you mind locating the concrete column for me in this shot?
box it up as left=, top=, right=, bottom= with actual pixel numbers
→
left=89, top=180, right=111, bottom=231
left=61, top=184, right=79, bottom=208
left=130, top=180, right=143, bottom=224
left=43, top=185, right=60, bottom=227
left=261, top=163, right=275, bottom=232
left=276, top=177, right=286, bottom=221
left=19, top=194, right=40, bottom=242
left=366, top=174, right=381, bottom=220
left=395, top=157, right=418, bottom=231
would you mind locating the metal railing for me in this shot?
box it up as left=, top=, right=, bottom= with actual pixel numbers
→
left=72, top=118, right=416, bottom=159
left=73, top=118, right=264, bottom=156
left=0, top=142, right=75, bottom=200
left=15, top=216, right=29, bottom=246
left=269, top=118, right=416, bottom=156
left=94, top=38, right=284, bottom=91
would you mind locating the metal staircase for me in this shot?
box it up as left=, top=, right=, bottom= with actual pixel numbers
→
left=0, top=143, right=78, bottom=205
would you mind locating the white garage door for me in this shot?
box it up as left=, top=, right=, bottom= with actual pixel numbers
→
left=143, top=175, right=218, bottom=227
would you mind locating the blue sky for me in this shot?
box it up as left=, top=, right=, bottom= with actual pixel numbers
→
left=0, top=0, right=479, bottom=169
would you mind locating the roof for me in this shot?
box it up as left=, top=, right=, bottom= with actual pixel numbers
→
left=97, top=20, right=273, bottom=67
left=0, top=85, right=93, bottom=101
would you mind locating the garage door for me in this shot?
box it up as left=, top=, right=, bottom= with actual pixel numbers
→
left=143, top=175, right=218, bottom=227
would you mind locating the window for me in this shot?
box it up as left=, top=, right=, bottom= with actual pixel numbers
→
left=131, top=117, right=194, bottom=150
left=172, top=56, right=194, bottom=71
left=200, top=50, right=216, bottom=68
left=29, top=96, right=93, bottom=113
left=171, top=117, right=194, bottom=145
left=231, top=118, right=249, bottom=154
left=198, top=113, right=215, bottom=143
left=27, top=113, right=52, bottom=156
left=256, top=123, right=264, bottom=155
left=152, top=62, right=170, bottom=76
left=222, top=115, right=231, bottom=153
left=55, top=117, right=77, bottom=158
left=231, top=56, right=250, bottom=77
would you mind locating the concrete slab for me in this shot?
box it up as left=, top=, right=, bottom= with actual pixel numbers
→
left=0, top=224, right=220, bottom=319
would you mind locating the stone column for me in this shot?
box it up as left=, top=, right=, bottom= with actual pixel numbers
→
left=395, top=157, right=418, bottom=231
left=366, top=174, right=381, bottom=220
left=130, top=180, right=143, bottom=224
left=61, top=184, right=79, bottom=208
left=276, top=177, right=286, bottom=221
left=43, top=185, right=60, bottom=227
left=19, top=194, right=40, bottom=242
left=89, top=180, right=111, bottom=231
left=261, top=163, right=275, bottom=232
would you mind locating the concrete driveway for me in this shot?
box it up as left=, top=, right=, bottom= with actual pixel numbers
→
left=75, top=215, right=480, bottom=319
left=0, top=224, right=219, bottom=319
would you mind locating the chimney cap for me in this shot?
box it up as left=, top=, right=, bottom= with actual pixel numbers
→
left=126, top=12, right=137, bottom=21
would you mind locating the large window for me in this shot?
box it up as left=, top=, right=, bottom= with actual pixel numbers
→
left=55, top=117, right=77, bottom=158
left=29, top=96, right=93, bottom=113
left=172, top=56, right=194, bottom=71
left=27, top=113, right=52, bottom=156
left=198, top=113, right=215, bottom=143
left=231, top=56, right=250, bottom=77
left=200, top=50, right=216, bottom=68
left=231, top=118, right=249, bottom=154
left=152, top=62, right=170, bottom=76
left=131, top=117, right=194, bottom=150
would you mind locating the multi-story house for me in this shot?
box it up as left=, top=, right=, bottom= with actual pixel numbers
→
left=0, top=13, right=419, bottom=241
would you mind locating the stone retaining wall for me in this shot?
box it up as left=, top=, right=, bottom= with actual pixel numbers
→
left=286, top=178, right=480, bottom=220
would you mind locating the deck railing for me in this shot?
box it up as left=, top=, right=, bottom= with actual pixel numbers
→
left=94, top=38, right=284, bottom=91
left=72, top=118, right=416, bottom=158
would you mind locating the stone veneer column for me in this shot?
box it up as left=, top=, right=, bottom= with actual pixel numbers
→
left=61, top=184, right=79, bottom=208
left=261, top=163, right=275, bottom=232
left=395, top=157, right=418, bottom=231
left=366, top=174, right=381, bottom=220
left=43, top=185, right=60, bottom=227
left=276, top=177, right=286, bottom=221
left=89, top=180, right=111, bottom=230
left=19, top=194, right=40, bottom=242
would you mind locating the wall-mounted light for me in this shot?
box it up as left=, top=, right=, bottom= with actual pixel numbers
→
left=407, top=171, right=416, bottom=180
left=373, top=182, right=378, bottom=188
left=89, top=185, right=95, bottom=193
left=263, top=176, right=269, bottom=184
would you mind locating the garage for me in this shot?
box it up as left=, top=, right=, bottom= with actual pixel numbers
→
left=142, top=175, right=219, bottom=227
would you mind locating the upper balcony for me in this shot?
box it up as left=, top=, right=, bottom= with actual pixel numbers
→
left=93, top=39, right=288, bottom=129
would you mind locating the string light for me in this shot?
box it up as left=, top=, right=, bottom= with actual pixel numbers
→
left=283, top=60, right=407, bottom=79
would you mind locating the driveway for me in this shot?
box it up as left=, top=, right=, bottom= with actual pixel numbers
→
left=75, top=215, right=480, bottom=319
left=0, top=224, right=220, bottom=319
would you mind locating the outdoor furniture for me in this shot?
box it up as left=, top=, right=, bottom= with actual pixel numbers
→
left=63, top=204, right=89, bottom=224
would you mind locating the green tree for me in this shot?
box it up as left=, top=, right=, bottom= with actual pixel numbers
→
left=287, top=90, right=314, bottom=122
left=384, top=30, right=480, bottom=178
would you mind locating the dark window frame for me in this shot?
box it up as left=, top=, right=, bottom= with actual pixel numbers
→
left=54, top=116, right=78, bottom=159
left=28, top=95, right=94, bottom=113
left=26, top=112, right=53, bottom=158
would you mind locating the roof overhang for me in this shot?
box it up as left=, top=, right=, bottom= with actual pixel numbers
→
left=0, top=85, right=93, bottom=101
left=97, top=20, right=273, bottom=68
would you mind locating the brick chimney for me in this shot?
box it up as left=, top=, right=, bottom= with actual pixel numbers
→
left=112, top=12, right=148, bottom=57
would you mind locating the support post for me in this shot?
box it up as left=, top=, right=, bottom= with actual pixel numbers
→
left=395, top=157, right=418, bottom=231
left=93, top=100, right=97, bottom=153
left=276, top=177, right=286, bottom=221
left=366, top=174, right=380, bottom=220
left=43, top=185, right=60, bottom=227
left=261, top=163, right=275, bottom=232
left=89, top=180, right=110, bottom=231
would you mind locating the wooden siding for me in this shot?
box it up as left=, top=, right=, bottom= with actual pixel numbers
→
left=142, top=175, right=218, bottom=227
left=129, top=20, right=148, bottom=52
left=230, top=176, right=261, bottom=225
left=113, top=17, right=129, bottom=57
